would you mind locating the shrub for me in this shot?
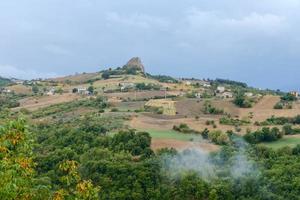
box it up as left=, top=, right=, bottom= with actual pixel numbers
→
left=244, top=127, right=283, bottom=144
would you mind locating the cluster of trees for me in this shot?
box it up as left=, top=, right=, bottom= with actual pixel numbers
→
left=281, top=93, right=298, bottom=101
left=135, top=83, right=161, bottom=91
left=259, top=115, right=300, bottom=126
left=219, top=116, right=250, bottom=126
left=0, top=95, right=20, bottom=109
left=173, top=123, right=195, bottom=134
left=215, top=78, right=248, bottom=88
left=101, top=65, right=144, bottom=80
left=146, top=74, right=178, bottom=83
left=233, top=94, right=252, bottom=108
left=244, top=127, right=283, bottom=144
left=273, top=101, right=293, bottom=109
left=3, top=111, right=300, bottom=199
left=203, top=101, right=224, bottom=115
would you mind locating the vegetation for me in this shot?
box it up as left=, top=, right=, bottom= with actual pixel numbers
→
left=233, top=93, right=252, bottom=108
left=135, top=83, right=161, bottom=91
left=215, top=78, right=247, bottom=88
left=219, top=116, right=251, bottom=126
left=203, top=101, right=224, bottom=114
left=146, top=74, right=178, bottom=83
left=173, top=123, right=196, bottom=134
left=2, top=116, right=300, bottom=199
left=281, top=93, right=297, bottom=101
left=244, top=127, right=283, bottom=144
left=259, top=115, right=300, bottom=126
left=0, top=77, right=12, bottom=87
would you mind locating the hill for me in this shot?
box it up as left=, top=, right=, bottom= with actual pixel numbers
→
left=0, top=76, right=12, bottom=87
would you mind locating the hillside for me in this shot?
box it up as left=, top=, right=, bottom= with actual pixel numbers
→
left=0, top=76, right=12, bottom=87
left=1, top=58, right=300, bottom=200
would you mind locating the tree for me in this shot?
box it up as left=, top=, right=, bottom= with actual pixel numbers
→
left=0, top=119, right=50, bottom=199
left=72, top=88, right=78, bottom=93
left=101, top=71, right=110, bottom=79
left=88, top=85, right=94, bottom=94
left=32, top=85, right=39, bottom=94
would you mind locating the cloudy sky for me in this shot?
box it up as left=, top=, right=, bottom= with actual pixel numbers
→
left=0, top=0, right=299, bottom=91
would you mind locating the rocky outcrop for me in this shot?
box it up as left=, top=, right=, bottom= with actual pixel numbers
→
left=123, top=57, right=145, bottom=74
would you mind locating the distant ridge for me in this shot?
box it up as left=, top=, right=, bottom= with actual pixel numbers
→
left=0, top=76, right=12, bottom=87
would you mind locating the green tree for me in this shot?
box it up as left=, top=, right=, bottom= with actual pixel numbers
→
left=0, top=119, right=50, bottom=199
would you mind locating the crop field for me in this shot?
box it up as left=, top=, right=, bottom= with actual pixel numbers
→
left=145, top=99, right=176, bottom=115
left=145, top=129, right=200, bottom=141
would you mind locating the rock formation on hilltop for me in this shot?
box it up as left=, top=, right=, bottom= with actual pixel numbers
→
left=123, top=57, right=145, bottom=74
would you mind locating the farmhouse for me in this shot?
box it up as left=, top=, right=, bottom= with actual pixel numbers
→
left=46, top=88, right=55, bottom=96
left=216, top=86, right=225, bottom=93
left=290, top=91, right=299, bottom=98
left=185, top=81, right=192, bottom=86
left=245, top=92, right=254, bottom=97
left=195, top=92, right=202, bottom=99
left=120, top=82, right=135, bottom=91
left=0, top=88, right=12, bottom=94
left=217, top=91, right=233, bottom=99
left=75, top=87, right=90, bottom=95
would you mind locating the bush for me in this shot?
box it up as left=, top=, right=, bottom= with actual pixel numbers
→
left=274, top=102, right=283, bottom=109
left=233, top=94, right=252, bottom=108
left=244, top=127, right=283, bottom=144
left=208, top=130, right=230, bottom=145
left=203, top=101, right=224, bottom=114
left=173, top=123, right=194, bottom=133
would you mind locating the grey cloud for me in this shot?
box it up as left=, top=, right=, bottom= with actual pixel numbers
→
left=0, top=0, right=299, bottom=90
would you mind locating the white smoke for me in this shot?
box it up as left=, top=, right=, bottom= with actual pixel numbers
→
left=161, top=138, right=259, bottom=181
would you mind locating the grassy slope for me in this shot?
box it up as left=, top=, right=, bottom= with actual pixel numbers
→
left=144, top=129, right=201, bottom=141
left=262, top=136, right=300, bottom=149
left=0, top=77, right=12, bottom=87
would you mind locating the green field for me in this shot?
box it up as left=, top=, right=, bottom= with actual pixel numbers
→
left=144, top=129, right=202, bottom=141
left=262, top=136, right=300, bottom=149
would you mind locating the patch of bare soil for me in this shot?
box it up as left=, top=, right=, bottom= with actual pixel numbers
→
left=239, top=95, right=300, bottom=122
left=151, top=138, right=219, bottom=152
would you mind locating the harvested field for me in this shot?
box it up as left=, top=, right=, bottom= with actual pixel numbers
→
left=239, top=95, right=300, bottom=122
left=15, top=93, right=82, bottom=111
left=151, top=138, right=219, bottom=152
left=48, top=72, right=100, bottom=83
left=6, top=84, right=32, bottom=95
left=104, top=90, right=176, bottom=100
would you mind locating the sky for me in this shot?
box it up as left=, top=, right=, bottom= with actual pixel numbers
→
left=0, top=0, right=300, bottom=91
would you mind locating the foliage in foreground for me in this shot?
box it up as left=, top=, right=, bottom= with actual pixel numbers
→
left=2, top=116, right=300, bottom=199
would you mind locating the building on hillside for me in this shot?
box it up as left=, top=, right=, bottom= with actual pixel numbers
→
left=195, top=92, right=202, bottom=99
left=290, top=91, right=299, bottom=98
left=245, top=92, right=254, bottom=97
left=120, top=82, right=135, bottom=91
left=217, top=91, right=233, bottom=99
left=185, top=81, right=192, bottom=86
left=216, top=86, right=225, bottom=93
left=76, top=87, right=90, bottom=95
left=202, top=83, right=211, bottom=88
left=0, top=88, right=12, bottom=94
left=46, top=88, right=55, bottom=96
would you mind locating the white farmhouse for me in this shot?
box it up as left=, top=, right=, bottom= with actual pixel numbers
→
left=216, top=86, right=225, bottom=93
left=120, top=82, right=135, bottom=91
left=245, top=92, right=254, bottom=97
left=46, top=88, right=55, bottom=96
